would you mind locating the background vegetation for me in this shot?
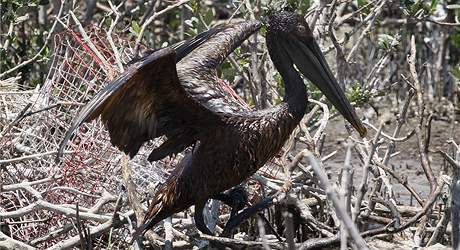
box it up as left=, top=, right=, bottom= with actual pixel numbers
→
left=1, top=0, right=459, bottom=249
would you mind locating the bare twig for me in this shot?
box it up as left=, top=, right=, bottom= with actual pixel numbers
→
left=134, top=0, right=191, bottom=55
left=0, top=1, right=63, bottom=79
left=304, top=150, right=369, bottom=250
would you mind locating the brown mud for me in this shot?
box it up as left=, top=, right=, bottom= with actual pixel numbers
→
left=322, top=115, right=459, bottom=206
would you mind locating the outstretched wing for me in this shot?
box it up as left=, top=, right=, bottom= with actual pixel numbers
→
left=59, top=20, right=261, bottom=160
left=177, top=20, right=261, bottom=114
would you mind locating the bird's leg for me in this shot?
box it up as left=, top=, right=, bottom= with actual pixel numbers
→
left=221, top=196, right=274, bottom=237
left=212, top=186, right=247, bottom=209
left=211, top=186, right=248, bottom=237
left=193, top=201, right=214, bottom=235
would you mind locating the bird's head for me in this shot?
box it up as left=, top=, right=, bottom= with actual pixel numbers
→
left=266, top=12, right=367, bottom=137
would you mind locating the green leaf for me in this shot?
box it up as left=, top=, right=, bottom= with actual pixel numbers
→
left=203, top=9, right=214, bottom=26
left=377, top=34, right=399, bottom=50
left=131, top=20, right=141, bottom=36
left=357, top=0, right=371, bottom=15
left=357, top=0, right=368, bottom=8
left=430, top=0, right=438, bottom=13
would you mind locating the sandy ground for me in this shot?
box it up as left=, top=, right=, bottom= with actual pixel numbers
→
left=321, top=115, right=459, bottom=206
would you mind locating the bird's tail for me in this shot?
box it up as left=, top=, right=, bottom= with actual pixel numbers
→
left=132, top=175, right=182, bottom=240
left=131, top=195, right=166, bottom=241
left=132, top=156, right=191, bottom=241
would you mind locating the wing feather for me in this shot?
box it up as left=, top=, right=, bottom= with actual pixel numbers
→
left=59, top=47, right=211, bottom=157
left=58, top=20, right=262, bottom=160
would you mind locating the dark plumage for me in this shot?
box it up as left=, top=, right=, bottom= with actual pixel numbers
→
left=59, top=12, right=366, bottom=237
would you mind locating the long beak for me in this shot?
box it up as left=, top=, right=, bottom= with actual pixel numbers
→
left=285, top=35, right=367, bottom=137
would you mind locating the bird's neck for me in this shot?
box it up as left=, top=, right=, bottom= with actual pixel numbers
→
left=273, top=57, right=308, bottom=120
left=267, top=36, right=308, bottom=119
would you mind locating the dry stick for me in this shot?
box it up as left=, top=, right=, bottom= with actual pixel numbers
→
left=373, top=161, right=424, bottom=206
left=381, top=88, right=415, bottom=161
left=285, top=211, right=296, bottom=250
left=407, top=35, right=436, bottom=246
left=134, top=0, right=191, bottom=55
left=29, top=223, right=74, bottom=246
left=244, top=0, right=264, bottom=108
left=439, top=142, right=460, bottom=249
left=365, top=88, right=420, bottom=217
left=409, top=35, right=437, bottom=193
left=340, top=142, right=353, bottom=250
left=0, top=150, right=74, bottom=164
left=426, top=199, right=451, bottom=246
left=68, top=11, right=114, bottom=79
left=257, top=218, right=271, bottom=250
left=362, top=177, right=446, bottom=236
left=304, top=150, right=369, bottom=250
left=363, top=121, right=415, bottom=142
left=300, top=177, right=446, bottom=250
left=0, top=176, right=61, bottom=199
left=0, top=199, right=111, bottom=222
left=326, top=0, right=345, bottom=61
left=2, top=21, right=15, bottom=50
left=0, top=231, right=36, bottom=250
left=310, top=99, right=330, bottom=146
left=326, top=0, right=348, bottom=88
left=0, top=100, right=33, bottom=140
left=47, top=210, right=135, bottom=250
left=1, top=175, right=59, bottom=192
left=227, top=0, right=245, bottom=22
left=20, top=101, right=83, bottom=119
left=335, top=0, right=379, bottom=26
left=75, top=203, right=93, bottom=249
left=228, top=54, right=259, bottom=106
left=346, top=0, right=385, bottom=62
left=140, top=0, right=158, bottom=25
left=426, top=19, right=460, bottom=26
left=206, top=199, right=222, bottom=234
left=439, top=150, right=460, bottom=169
left=29, top=192, right=117, bottom=245
left=196, top=232, right=289, bottom=249
left=453, top=155, right=460, bottom=250
left=309, top=0, right=326, bottom=31
left=43, top=186, right=101, bottom=198
left=322, top=0, right=384, bottom=56
left=0, top=1, right=63, bottom=80
left=120, top=154, right=160, bottom=246
left=0, top=91, right=35, bottom=95
left=106, top=0, right=124, bottom=72
left=370, top=196, right=401, bottom=227
left=164, top=217, right=174, bottom=250
left=294, top=198, right=335, bottom=238
left=352, top=123, right=383, bottom=223
left=121, top=133, right=144, bottom=220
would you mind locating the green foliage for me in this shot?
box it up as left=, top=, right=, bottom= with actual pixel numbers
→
left=273, top=72, right=284, bottom=103
left=346, top=83, right=384, bottom=107
left=189, top=0, right=200, bottom=14
left=451, top=28, right=460, bottom=48
left=131, top=20, right=141, bottom=37
left=262, top=0, right=310, bottom=14
left=357, top=0, right=372, bottom=15
left=185, top=1, right=214, bottom=36
left=402, top=0, right=438, bottom=18
left=357, top=0, right=368, bottom=7
left=377, top=34, right=399, bottom=51
left=1, top=0, right=47, bottom=23
left=452, top=65, right=460, bottom=79
left=306, top=80, right=323, bottom=100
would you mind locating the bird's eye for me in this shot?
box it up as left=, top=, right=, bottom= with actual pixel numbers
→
left=297, top=25, right=306, bottom=33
